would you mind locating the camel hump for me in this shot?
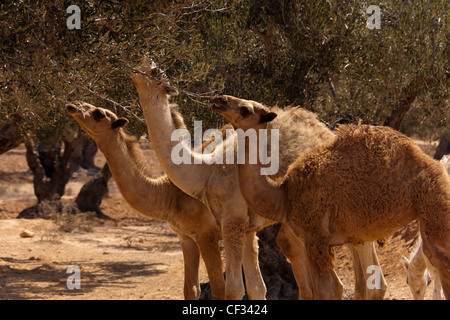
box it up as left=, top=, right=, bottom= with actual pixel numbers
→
left=334, top=124, right=414, bottom=154
left=335, top=124, right=404, bottom=140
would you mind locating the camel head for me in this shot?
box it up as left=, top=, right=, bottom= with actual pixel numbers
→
left=211, top=95, right=277, bottom=130
left=66, top=101, right=129, bottom=142
left=131, top=57, right=179, bottom=97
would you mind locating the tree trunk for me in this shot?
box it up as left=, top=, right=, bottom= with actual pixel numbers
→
left=70, top=132, right=99, bottom=173
left=71, top=163, right=113, bottom=218
left=256, top=224, right=299, bottom=299
left=434, top=133, right=450, bottom=160
left=383, top=75, right=438, bottom=130
left=18, top=140, right=73, bottom=218
left=248, top=22, right=274, bottom=78
left=0, top=115, right=24, bottom=155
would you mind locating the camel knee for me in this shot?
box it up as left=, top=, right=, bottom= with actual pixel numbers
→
left=311, top=269, right=343, bottom=300
left=225, top=281, right=245, bottom=300
left=221, top=217, right=248, bottom=300
left=184, top=284, right=201, bottom=300
left=306, top=246, right=343, bottom=299
left=246, top=281, right=267, bottom=300
left=223, top=246, right=246, bottom=300
left=276, top=227, right=293, bottom=257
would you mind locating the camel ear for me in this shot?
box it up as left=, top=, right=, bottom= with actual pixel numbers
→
left=112, top=118, right=129, bottom=129
left=259, top=112, right=277, bottom=124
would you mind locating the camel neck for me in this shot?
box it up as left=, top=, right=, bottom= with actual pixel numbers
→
left=237, top=127, right=288, bottom=222
left=136, top=85, right=209, bottom=198
left=96, top=132, right=172, bottom=221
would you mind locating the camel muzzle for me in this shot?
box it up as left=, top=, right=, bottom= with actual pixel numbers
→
left=211, top=96, right=228, bottom=110
left=66, top=104, right=78, bottom=114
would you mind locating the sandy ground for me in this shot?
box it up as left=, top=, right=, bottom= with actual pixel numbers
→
left=0, top=138, right=441, bottom=300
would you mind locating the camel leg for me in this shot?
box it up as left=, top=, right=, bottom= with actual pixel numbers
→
left=402, top=238, right=431, bottom=300
left=416, top=183, right=450, bottom=299
left=347, top=242, right=387, bottom=300
left=197, top=234, right=226, bottom=300
left=242, top=231, right=266, bottom=300
left=308, top=258, right=343, bottom=300
left=179, top=235, right=201, bottom=300
left=429, top=266, right=445, bottom=300
left=424, top=251, right=445, bottom=300
left=421, top=236, right=445, bottom=300
left=420, top=230, right=450, bottom=300
left=303, top=233, right=343, bottom=300
left=222, top=216, right=247, bottom=300
left=276, top=224, right=314, bottom=299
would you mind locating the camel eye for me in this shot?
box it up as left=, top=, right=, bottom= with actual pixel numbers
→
left=93, top=109, right=106, bottom=121
left=240, top=107, right=252, bottom=116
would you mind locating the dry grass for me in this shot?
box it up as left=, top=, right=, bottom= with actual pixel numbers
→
left=51, top=211, right=101, bottom=233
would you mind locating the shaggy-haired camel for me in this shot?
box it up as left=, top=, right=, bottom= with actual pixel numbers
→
left=66, top=101, right=225, bottom=300
left=131, top=59, right=386, bottom=299
left=211, top=97, right=450, bottom=300
left=211, top=95, right=390, bottom=299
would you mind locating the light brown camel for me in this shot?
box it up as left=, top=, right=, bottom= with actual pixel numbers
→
left=210, top=95, right=388, bottom=299
left=132, top=61, right=267, bottom=299
left=211, top=97, right=450, bottom=300
left=131, top=58, right=386, bottom=299
left=66, top=101, right=225, bottom=300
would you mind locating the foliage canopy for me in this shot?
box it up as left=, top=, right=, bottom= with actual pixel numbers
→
left=0, top=0, right=448, bottom=144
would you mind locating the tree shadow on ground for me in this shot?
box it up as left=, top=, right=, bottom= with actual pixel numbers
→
left=0, top=257, right=165, bottom=299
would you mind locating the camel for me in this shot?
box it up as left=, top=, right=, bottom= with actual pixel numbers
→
left=130, top=58, right=386, bottom=299
left=211, top=96, right=450, bottom=300
left=402, top=237, right=444, bottom=299
left=401, top=155, right=450, bottom=300
left=210, top=95, right=390, bottom=299
left=66, top=101, right=225, bottom=300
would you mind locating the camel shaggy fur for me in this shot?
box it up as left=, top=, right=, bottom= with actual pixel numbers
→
left=66, top=101, right=225, bottom=300
left=131, top=59, right=386, bottom=299
left=211, top=95, right=388, bottom=299
left=212, top=99, right=450, bottom=300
